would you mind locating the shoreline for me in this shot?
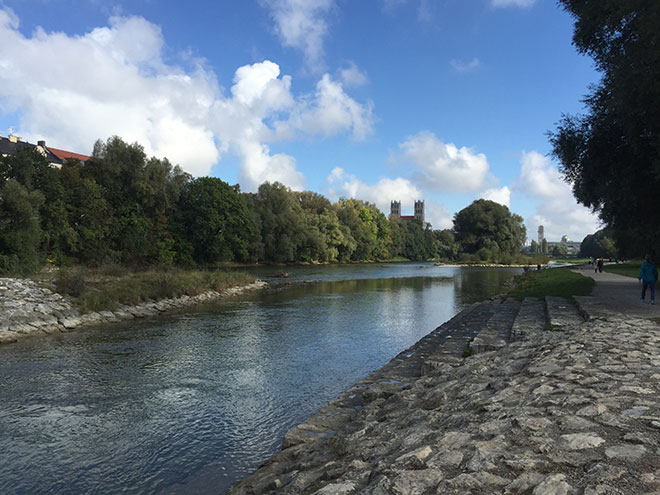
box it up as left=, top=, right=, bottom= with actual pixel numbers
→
left=0, top=277, right=268, bottom=345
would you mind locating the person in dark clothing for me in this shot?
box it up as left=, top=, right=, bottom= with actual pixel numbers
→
left=597, top=258, right=604, bottom=273
left=639, top=256, right=659, bottom=304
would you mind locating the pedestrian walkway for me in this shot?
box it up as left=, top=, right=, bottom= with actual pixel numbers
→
left=572, top=264, right=660, bottom=318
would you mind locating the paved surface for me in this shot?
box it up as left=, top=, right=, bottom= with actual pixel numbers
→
left=572, top=264, right=660, bottom=318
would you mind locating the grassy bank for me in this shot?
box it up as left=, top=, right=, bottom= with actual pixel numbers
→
left=507, top=266, right=594, bottom=301
left=33, top=265, right=256, bottom=313
left=603, top=260, right=642, bottom=278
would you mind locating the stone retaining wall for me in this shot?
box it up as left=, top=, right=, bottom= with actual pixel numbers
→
left=0, top=277, right=268, bottom=345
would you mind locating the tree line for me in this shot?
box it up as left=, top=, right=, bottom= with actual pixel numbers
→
left=0, top=136, right=531, bottom=274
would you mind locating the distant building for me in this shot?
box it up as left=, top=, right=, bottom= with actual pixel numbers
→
left=547, top=235, right=582, bottom=256
left=538, top=225, right=544, bottom=245
left=390, top=200, right=424, bottom=224
left=0, top=134, right=90, bottom=167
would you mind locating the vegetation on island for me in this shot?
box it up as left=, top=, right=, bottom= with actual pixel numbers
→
left=0, top=136, right=544, bottom=280
left=550, top=1, right=660, bottom=259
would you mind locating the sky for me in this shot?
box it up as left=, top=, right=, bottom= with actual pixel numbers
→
left=0, top=0, right=602, bottom=242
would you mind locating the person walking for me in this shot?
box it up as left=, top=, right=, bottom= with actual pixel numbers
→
left=638, top=255, right=658, bottom=304
left=597, top=258, right=604, bottom=273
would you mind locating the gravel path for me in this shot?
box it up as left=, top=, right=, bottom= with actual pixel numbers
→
left=572, top=264, right=660, bottom=318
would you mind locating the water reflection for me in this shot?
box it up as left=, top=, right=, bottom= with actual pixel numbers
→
left=0, top=264, right=519, bottom=494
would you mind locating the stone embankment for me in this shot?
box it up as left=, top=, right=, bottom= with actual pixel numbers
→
left=230, top=293, right=660, bottom=494
left=0, top=277, right=268, bottom=345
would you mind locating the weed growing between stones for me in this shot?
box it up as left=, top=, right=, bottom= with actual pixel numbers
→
left=462, top=338, right=475, bottom=358
left=328, top=435, right=348, bottom=458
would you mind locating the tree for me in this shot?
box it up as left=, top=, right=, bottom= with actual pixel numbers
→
left=453, top=199, right=526, bottom=260
left=597, top=237, right=617, bottom=259
left=549, top=1, right=660, bottom=257
left=0, top=179, right=44, bottom=273
left=173, top=177, right=252, bottom=264
left=552, top=244, right=568, bottom=257
left=529, top=239, right=539, bottom=254
left=541, top=238, right=548, bottom=255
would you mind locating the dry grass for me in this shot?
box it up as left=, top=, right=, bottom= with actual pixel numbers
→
left=47, top=265, right=255, bottom=313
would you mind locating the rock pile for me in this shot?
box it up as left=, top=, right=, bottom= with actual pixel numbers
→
left=0, top=277, right=268, bottom=344
left=230, top=299, right=660, bottom=494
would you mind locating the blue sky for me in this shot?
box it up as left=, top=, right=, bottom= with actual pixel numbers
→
left=0, top=0, right=601, bottom=241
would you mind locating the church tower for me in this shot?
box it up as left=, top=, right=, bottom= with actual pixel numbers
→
left=414, top=200, right=425, bottom=224
left=390, top=200, right=401, bottom=218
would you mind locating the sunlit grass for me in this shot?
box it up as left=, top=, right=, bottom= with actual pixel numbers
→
left=507, top=267, right=594, bottom=301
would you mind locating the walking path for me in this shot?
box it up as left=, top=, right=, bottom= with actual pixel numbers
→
left=230, top=266, right=660, bottom=494
left=572, top=264, right=660, bottom=318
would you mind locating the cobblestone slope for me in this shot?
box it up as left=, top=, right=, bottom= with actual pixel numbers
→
left=230, top=297, right=660, bottom=494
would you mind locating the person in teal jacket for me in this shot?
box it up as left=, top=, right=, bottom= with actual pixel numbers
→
left=638, top=256, right=659, bottom=304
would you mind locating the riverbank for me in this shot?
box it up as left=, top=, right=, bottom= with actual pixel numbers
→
left=0, top=277, right=268, bottom=345
left=230, top=272, right=660, bottom=494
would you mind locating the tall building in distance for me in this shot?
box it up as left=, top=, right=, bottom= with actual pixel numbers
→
left=390, top=200, right=425, bottom=224
left=538, top=225, right=545, bottom=245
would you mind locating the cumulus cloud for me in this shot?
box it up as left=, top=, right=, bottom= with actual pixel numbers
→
left=480, top=186, right=511, bottom=207
left=283, top=74, right=374, bottom=141
left=0, top=11, right=220, bottom=176
left=397, top=131, right=490, bottom=192
left=0, top=10, right=372, bottom=191
left=339, top=62, right=368, bottom=88
left=326, top=167, right=421, bottom=213
left=491, top=0, right=536, bottom=8
left=261, top=0, right=335, bottom=70
left=450, top=57, right=481, bottom=73
left=515, top=151, right=599, bottom=241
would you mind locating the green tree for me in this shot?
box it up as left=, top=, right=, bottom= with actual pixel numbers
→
left=551, top=244, right=568, bottom=257
left=0, top=179, right=44, bottom=273
left=253, top=182, right=307, bottom=263
left=597, top=236, right=617, bottom=259
left=549, top=1, right=660, bottom=257
left=173, top=177, right=252, bottom=264
left=529, top=239, right=539, bottom=255
left=541, top=238, right=548, bottom=255
left=453, top=199, right=526, bottom=260
left=87, top=136, right=190, bottom=264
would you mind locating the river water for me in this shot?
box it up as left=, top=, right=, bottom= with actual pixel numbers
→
left=0, top=263, right=520, bottom=494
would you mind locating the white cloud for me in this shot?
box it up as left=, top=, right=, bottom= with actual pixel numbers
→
left=261, top=0, right=335, bottom=70
left=339, top=62, right=368, bottom=88
left=480, top=186, right=511, bottom=207
left=326, top=167, right=421, bottom=213
left=283, top=74, right=374, bottom=141
left=491, top=0, right=536, bottom=8
left=397, top=131, right=490, bottom=192
left=325, top=167, right=454, bottom=229
left=425, top=200, right=453, bottom=230
left=515, top=151, right=600, bottom=242
left=450, top=57, right=481, bottom=73
left=0, top=11, right=373, bottom=192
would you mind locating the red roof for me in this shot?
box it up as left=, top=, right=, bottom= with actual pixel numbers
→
left=400, top=215, right=415, bottom=220
left=48, top=147, right=91, bottom=162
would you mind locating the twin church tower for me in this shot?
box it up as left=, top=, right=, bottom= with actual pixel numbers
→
left=390, top=200, right=425, bottom=224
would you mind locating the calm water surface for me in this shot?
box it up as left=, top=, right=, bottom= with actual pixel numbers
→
left=0, top=263, right=520, bottom=494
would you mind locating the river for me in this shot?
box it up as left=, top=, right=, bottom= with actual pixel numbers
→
left=0, top=263, right=520, bottom=494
